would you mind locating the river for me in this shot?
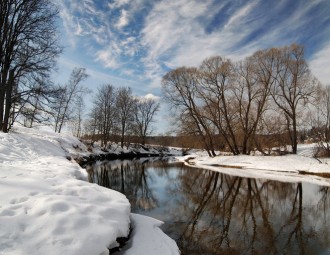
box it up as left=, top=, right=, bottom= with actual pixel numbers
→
left=85, top=158, right=330, bottom=255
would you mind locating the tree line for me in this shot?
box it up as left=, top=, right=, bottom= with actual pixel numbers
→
left=85, top=84, right=160, bottom=148
left=162, top=44, right=329, bottom=155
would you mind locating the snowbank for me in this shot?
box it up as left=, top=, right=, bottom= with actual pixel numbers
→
left=119, top=214, right=180, bottom=255
left=178, top=146, right=330, bottom=186
left=0, top=126, right=179, bottom=255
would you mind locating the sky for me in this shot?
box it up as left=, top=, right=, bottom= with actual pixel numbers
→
left=54, top=0, right=330, bottom=135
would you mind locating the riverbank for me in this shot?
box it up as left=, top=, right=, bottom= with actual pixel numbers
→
left=75, top=142, right=182, bottom=166
left=0, top=126, right=179, bottom=255
left=177, top=147, right=330, bottom=186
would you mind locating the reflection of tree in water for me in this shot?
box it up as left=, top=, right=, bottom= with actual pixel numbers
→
left=171, top=169, right=330, bottom=255
left=318, top=187, right=330, bottom=215
left=86, top=160, right=163, bottom=211
left=86, top=160, right=330, bottom=254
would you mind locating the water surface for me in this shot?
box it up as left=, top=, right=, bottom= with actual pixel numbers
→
left=86, top=159, right=330, bottom=255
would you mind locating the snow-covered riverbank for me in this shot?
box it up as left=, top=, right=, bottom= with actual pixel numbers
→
left=178, top=146, right=330, bottom=186
left=0, top=126, right=179, bottom=255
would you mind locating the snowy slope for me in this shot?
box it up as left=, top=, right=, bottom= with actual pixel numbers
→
left=0, top=126, right=179, bottom=255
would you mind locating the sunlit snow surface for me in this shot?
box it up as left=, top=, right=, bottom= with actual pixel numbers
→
left=0, top=126, right=179, bottom=255
left=178, top=146, right=330, bottom=187
left=120, top=214, right=179, bottom=255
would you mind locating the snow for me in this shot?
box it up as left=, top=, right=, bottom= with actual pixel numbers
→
left=119, top=214, right=180, bottom=255
left=177, top=145, right=330, bottom=186
left=0, top=126, right=179, bottom=255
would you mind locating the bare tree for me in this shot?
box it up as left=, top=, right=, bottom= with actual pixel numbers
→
left=90, top=84, right=117, bottom=147
left=232, top=49, right=276, bottom=154
left=315, top=84, right=330, bottom=141
left=116, top=87, right=136, bottom=148
left=134, top=97, right=160, bottom=145
left=0, top=0, right=61, bottom=132
left=198, top=57, right=239, bottom=154
left=162, top=67, right=216, bottom=156
left=53, top=67, right=89, bottom=133
left=71, top=96, right=85, bottom=137
left=308, top=83, right=330, bottom=157
left=271, top=45, right=318, bottom=154
left=85, top=106, right=100, bottom=146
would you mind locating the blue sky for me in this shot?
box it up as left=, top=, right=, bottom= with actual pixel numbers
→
left=54, top=0, right=330, bottom=134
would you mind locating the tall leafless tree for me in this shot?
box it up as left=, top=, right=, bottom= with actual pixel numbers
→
left=198, top=56, right=240, bottom=154
left=162, top=67, right=216, bottom=156
left=53, top=67, right=89, bottom=133
left=307, top=83, right=330, bottom=156
left=232, top=49, right=276, bottom=154
left=0, top=0, right=62, bottom=132
left=271, top=44, right=317, bottom=154
left=134, top=97, right=160, bottom=145
left=90, top=84, right=117, bottom=147
left=116, top=87, right=136, bottom=148
left=313, top=84, right=330, bottom=141
left=71, top=96, right=85, bottom=137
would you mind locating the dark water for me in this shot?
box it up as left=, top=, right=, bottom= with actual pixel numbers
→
left=85, top=159, right=330, bottom=255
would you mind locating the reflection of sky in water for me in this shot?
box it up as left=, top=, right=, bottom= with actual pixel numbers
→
left=303, top=182, right=323, bottom=204
left=138, top=167, right=184, bottom=222
left=86, top=159, right=330, bottom=255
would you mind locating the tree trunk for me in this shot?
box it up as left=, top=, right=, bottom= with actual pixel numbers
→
left=0, top=67, right=9, bottom=131
left=292, top=116, right=298, bottom=154
left=2, top=70, right=14, bottom=133
left=121, top=123, right=125, bottom=148
left=0, top=85, right=5, bottom=131
left=242, top=137, right=248, bottom=155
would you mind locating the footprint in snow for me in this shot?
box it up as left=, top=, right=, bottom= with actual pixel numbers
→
left=0, top=209, right=16, bottom=216
left=10, top=197, right=28, bottom=204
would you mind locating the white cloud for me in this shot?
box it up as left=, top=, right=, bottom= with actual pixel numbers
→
left=56, top=57, right=142, bottom=88
left=141, top=0, right=212, bottom=58
left=310, top=43, right=330, bottom=85
left=145, top=93, right=159, bottom=99
left=95, top=46, right=121, bottom=69
left=140, top=0, right=260, bottom=87
left=116, top=9, right=129, bottom=29
left=86, top=67, right=141, bottom=87
left=178, top=0, right=209, bottom=18
left=57, top=0, right=78, bottom=47
left=75, top=22, right=84, bottom=36
left=224, top=0, right=259, bottom=29
left=108, top=0, right=130, bottom=9
left=140, top=0, right=217, bottom=87
left=139, top=0, right=330, bottom=89
left=141, top=93, right=160, bottom=101
left=56, top=0, right=330, bottom=93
